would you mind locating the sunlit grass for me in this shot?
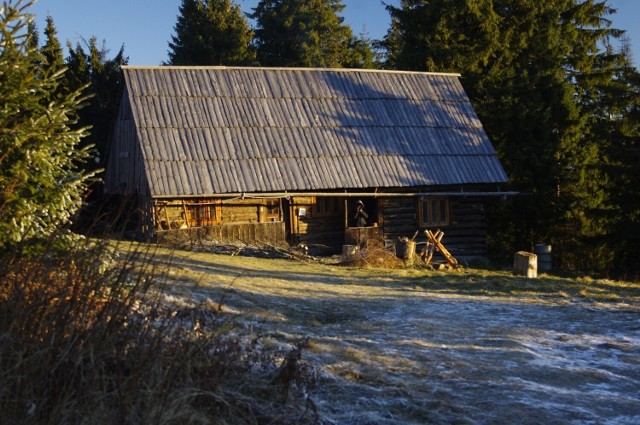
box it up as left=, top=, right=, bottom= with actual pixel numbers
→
left=124, top=240, right=639, bottom=310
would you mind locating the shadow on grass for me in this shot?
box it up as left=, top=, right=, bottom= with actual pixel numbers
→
left=134, top=242, right=640, bottom=310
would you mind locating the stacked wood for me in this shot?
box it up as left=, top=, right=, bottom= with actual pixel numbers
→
left=156, top=222, right=286, bottom=245
left=513, top=251, right=537, bottom=278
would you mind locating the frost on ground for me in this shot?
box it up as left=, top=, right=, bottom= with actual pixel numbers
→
left=153, top=250, right=640, bottom=425
left=308, top=298, right=640, bottom=425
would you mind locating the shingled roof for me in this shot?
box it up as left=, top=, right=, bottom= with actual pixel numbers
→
left=108, top=66, right=508, bottom=197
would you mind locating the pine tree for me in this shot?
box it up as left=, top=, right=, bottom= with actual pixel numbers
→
left=384, top=0, right=500, bottom=73
left=0, top=0, right=95, bottom=249
left=250, top=0, right=355, bottom=67
left=168, top=0, right=255, bottom=65
left=41, top=15, right=64, bottom=71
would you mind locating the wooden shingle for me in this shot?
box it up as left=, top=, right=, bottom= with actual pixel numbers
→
left=107, top=67, right=508, bottom=197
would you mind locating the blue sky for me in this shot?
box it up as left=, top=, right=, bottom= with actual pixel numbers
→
left=29, top=0, right=639, bottom=67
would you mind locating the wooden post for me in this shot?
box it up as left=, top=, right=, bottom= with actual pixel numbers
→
left=513, top=251, right=537, bottom=278
left=182, top=201, right=190, bottom=228
left=344, top=198, right=349, bottom=229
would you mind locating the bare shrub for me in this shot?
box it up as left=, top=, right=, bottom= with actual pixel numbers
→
left=0, top=237, right=318, bottom=424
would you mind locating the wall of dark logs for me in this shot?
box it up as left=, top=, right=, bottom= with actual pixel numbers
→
left=380, top=196, right=488, bottom=258
left=289, top=197, right=344, bottom=249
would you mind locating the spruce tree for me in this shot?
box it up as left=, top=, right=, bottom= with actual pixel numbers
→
left=610, top=65, right=640, bottom=275
left=577, top=42, right=640, bottom=274
left=41, top=15, right=64, bottom=71
left=0, top=0, right=94, bottom=249
left=345, top=33, right=379, bottom=69
left=168, top=0, right=256, bottom=65
left=384, top=0, right=500, bottom=73
left=250, top=0, right=356, bottom=67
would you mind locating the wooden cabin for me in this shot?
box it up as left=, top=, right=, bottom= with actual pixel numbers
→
left=104, top=66, right=509, bottom=258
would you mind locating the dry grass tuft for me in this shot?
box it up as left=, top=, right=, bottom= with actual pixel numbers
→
left=0, top=237, right=319, bottom=425
left=342, top=240, right=405, bottom=269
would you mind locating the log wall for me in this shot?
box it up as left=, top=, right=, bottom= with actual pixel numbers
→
left=156, top=222, right=286, bottom=245
left=152, top=198, right=285, bottom=244
left=146, top=193, right=490, bottom=255
left=380, top=196, right=488, bottom=258
left=290, top=196, right=344, bottom=248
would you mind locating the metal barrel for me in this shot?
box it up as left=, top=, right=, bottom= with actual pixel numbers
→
left=534, top=243, right=552, bottom=271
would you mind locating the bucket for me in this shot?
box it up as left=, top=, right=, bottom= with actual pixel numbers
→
left=396, top=240, right=416, bottom=261
left=534, top=243, right=552, bottom=271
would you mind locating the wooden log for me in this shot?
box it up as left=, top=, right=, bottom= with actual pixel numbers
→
left=513, top=251, right=537, bottom=278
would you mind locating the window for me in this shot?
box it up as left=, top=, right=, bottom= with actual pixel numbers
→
left=313, top=197, right=341, bottom=217
left=265, top=199, right=281, bottom=221
left=419, top=198, right=450, bottom=227
left=187, top=200, right=217, bottom=227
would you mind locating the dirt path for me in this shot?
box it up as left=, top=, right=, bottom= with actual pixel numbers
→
left=155, top=250, right=640, bottom=424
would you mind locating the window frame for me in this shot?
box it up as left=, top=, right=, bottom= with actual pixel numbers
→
left=186, top=200, right=220, bottom=227
left=418, top=197, right=450, bottom=228
left=264, top=198, right=281, bottom=222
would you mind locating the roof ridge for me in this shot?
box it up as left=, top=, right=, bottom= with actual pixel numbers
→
left=122, top=65, right=461, bottom=78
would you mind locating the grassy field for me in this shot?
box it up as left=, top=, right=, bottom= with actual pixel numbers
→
left=137, top=242, right=640, bottom=308
left=2, top=238, right=636, bottom=424
left=125, top=242, right=640, bottom=424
